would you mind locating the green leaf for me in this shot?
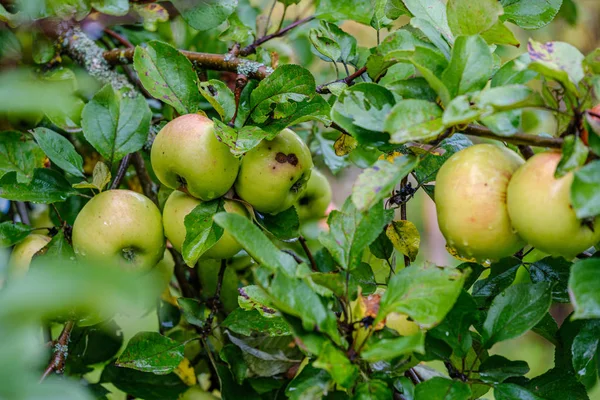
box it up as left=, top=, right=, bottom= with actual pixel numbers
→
left=479, top=355, right=529, bottom=383
left=101, top=364, right=187, bottom=400
left=384, top=99, right=444, bottom=143
left=492, top=53, right=537, bottom=87
left=171, top=0, right=237, bottom=31
left=219, top=12, right=254, bottom=45
left=31, top=31, right=54, bottom=64
left=361, top=332, right=425, bottom=362
left=30, top=230, right=75, bottom=267
left=182, top=199, right=224, bottom=267
left=572, top=320, right=600, bottom=381
left=569, top=258, right=600, bottom=319
left=222, top=308, right=291, bottom=337
left=239, top=285, right=278, bottom=316
left=0, top=131, right=46, bottom=183
left=500, top=0, right=562, bottom=30
left=198, top=80, right=236, bottom=122
left=472, top=257, right=522, bottom=306
left=494, top=383, right=544, bottom=400
left=285, top=364, right=332, bottom=400
left=571, top=160, right=600, bottom=219
left=481, top=109, right=522, bottom=137
left=556, top=136, right=588, bottom=178
left=258, top=95, right=331, bottom=137
left=313, top=342, right=358, bottom=389
left=403, top=0, right=453, bottom=44
left=403, top=47, right=452, bottom=106
left=413, top=133, right=472, bottom=184
left=91, top=0, right=129, bottom=16
left=319, top=199, right=394, bottom=270
left=309, top=20, right=357, bottom=64
left=213, top=120, right=269, bottom=157
left=480, top=20, right=520, bottom=47
left=32, top=128, right=84, bottom=178
left=255, top=206, right=300, bottom=240
left=477, top=85, right=540, bottom=110
left=442, top=95, right=481, bottom=126
left=527, top=39, right=584, bottom=95
left=0, top=169, right=78, bottom=203
left=315, top=0, right=373, bottom=25
left=386, top=220, right=421, bottom=262
left=482, top=282, right=552, bottom=348
left=249, top=65, right=315, bottom=125
left=447, top=0, right=503, bottom=36
left=81, top=84, right=151, bottom=166
left=353, top=380, right=393, bottom=400
left=116, top=332, right=184, bottom=375
left=410, top=18, right=450, bottom=59
left=133, top=41, right=201, bottom=115
left=414, top=377, right=471, bottom=400
left=442, top=35, right=493, bottom=98
left=331, top=83, right=395, bottom=147
left=529, top=257, right=571, bottom=303
left=376, top=263, right=466, bottom=328
left=351, top=155, right=418, bottom=211
left=176, top=297, right=207, bottom=328
left=0, top=222, right=32, bottom=248
left=525, top=368, right=589, bottom=400
left=366, top=30, right=425, bottom=81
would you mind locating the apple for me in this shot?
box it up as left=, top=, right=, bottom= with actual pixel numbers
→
left=162, top=190, right=248, bottom=260
left=151, top=114, right=240, bottom=201
left=234, top=128, right=313, bottom=214
left=385, top=312, right=420, bottom=336
left=72, top=189, right=165, bottom=271
left=7, top=234, right=51, bottom=279
left=295, top=168, right=332, bottom=221
left=197, top=259, right=239, bottom=313
left=180, top=386, right=218, bottom=400
left=435, top=144, right=525, bottom=261
left=507, top=152, right=600, bottom=258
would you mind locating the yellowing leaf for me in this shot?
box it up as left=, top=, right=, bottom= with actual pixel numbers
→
left=334, top=132, right=357, bottom=156
left=174, top=358, right=197, bottom=386
left=378, top=151, right=403, bottom=163
left=386, top=220, right=420, bottom=262
left=445, top=244, right=477, bottom=263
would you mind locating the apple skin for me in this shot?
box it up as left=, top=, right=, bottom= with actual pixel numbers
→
left=507, top=152, right=600, bottom=259
left=151, top=114, right=240, bottom=201
left=295, top=168, right=332, bottom=221
left=162, top=190, right=248, bottom=260
left=179, top=386, right=218, bottom=400
left=7, top=234, right=51, bottom=279
left=435, top=144, right=525, bottom=261
left=234, top=128, right=313, bottom=214
left=72, top=189, right=165, bottom=271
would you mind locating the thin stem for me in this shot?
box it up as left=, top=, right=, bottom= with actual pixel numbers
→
left=299, top=236, right=318, bottom=271
left=517, top=145, right=535, bottom=160
left=265, top=0, right=278, bottom=36
left=400, top=177, right=410, bottom=267
left=316, top=66, right=368, bottom=94
left=276, top=5, right=288, bottom=33
left=204, top=260, right=226, bottom=337
left=104, top=28, right=133, bottom=48
left=463, top=124, right=563, bottom=148
left=110, top=153, right=131, bottom=190
left=229, top=74, right=248, bottom=127
left=239, top=16, right=315, bottom=56
left=40, top=320, right=75, bottom=382
left=131, top=152, right=158, bottom=204
left=171, top=249, right=197, bottom=299
left=50, top=204, right=64, bottom=224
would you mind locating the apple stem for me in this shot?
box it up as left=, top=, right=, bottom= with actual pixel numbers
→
left=110, top=153, right=132, bottom=190
left=40, top=320, right=75, bottom=382
left=299, top=235, right=318, bottom=272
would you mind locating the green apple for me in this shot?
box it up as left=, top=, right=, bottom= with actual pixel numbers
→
left=197, top=259, right=239, bottom=313
left=7, top=234, right=51, bottom=279
left=179, top=386, right=218, bottom=400
left=435, top=144, right=525, bottom=261
left=507, top=152, right=600, bottom=259
left=295, top=168, right=332, bottom=221
left=151, top=114, right=240, bottom=201
left=162, top=190, right=248, bottom=260
left=235, top=128, right=313, bottom=214
left=72, top=189, right=165, bottom=271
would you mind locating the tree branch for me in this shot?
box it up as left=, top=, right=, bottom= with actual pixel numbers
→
left=40, top=320, right=75, bottom=382
left=203, top=260, right=226, bottom=337
left=103, top=48, right=272, bottom=80
left=110, top=153, right=131, bottom=190
left=299, top=236, right=318, bottom=272
left=463, top=124, right=564, bottom=148
left=239, top=16, right=315, bottom=56
left=131, top=152, right=158, bottom=204
left=316, top=66, right=367, bottom=94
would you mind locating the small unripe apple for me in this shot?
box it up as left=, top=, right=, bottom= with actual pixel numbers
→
left=7, top=234, right=51, bottom=279
left=162, top=190, right=248, bottom=260
left=507, top=152, right=600, bottom=259
left=151, top=114, right=240, bottom=201
left=435, top=144, right=525, bottom=261
left=295, top=168, right=332, bottom=221
left=234, top=128, right=313, bottom=214
left=385, top=312, right=420, bottom=336
left=72, top=190, right=165, bottom=271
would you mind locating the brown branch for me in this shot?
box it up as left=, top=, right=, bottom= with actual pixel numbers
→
left=229, top=74, right=248, bottom=126
left=299, top=236, right=318, bottom=272
left=40, top=320, right=75, bottom=382
left=463, top=124, right=564, bottom=148
left=103, top=47, right=272, bottom=80
left=316, top=66, right=367, bottom=94
left=239, top=16, right=315, bottom=56
left=104, top=28, right=133, bottom=49
left=171, top=249, right=197, bottom=299
left=110, top=153, right=131, bottom=189
left=517, top=145, right=535, bottom=160
left=203, top=260, right=226, bottom=337
left=131, top=152, right=158, bottom=204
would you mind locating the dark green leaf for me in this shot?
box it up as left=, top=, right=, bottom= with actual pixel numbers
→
left=0, top=222, right=32, bottom=248
left=571, top=160, right=600, bottom=219
left=182, top=199, right=224, bottom=267
left=414, top=377, right=471, bottom=400
left=361, top=332, right=425, bottom=362
left=532, top=312, right=559, bottom=345
left=171, top=0, right=237, bottom=31
left=376, top=263, right=466, bottom=328
left=222, top=308, right=291, bottom=337
left=313, top=342, right=358, bottom=389
left=413, top=133, right=472, bottom=184
left=482, top=282, right=552, bottom=348
left=494, top=383, right=544, bottom=400
left=479, top=355, right=529, bottom=383
left=116, top=332, right=184, bottom=375
left=30, top=230, right=74, bottom=267
left=32, top=128, right=84, bottom=178
left=285, top=364, right=332, bottom=400
left=572, top=320, right=600, bottom=381
left=199, top=80, right=236, bottom=122
left=32, top=31, right=54, bottom=64
left=0, top=169, right=78, bottom=203
left=385, top=77, right=437, bottom=102
left=0, top=131, right=45, bottom=183
left=81, top=84, right=151, bottom=165
left=500, top=0, right=562, bottom=30
left=217, top=363, right=261, bottom=400
left=556, top=136, right=588, bottom=178
left=213, top=120, right=269, bottom=157
left=429, top=290, right=478, bottom=357
left=176, top=297, right=206, bottom=328
left=255, top=206, right=300, bottom=240
left=370, top=231, right=394, bottom=260
left=442, top=35, right=493, bottom=98
left=315, top=0, right=373, bottom=25
left=255, top=95, right=331, bottom=138
left=353, top=380, right=392, bottom=400
left=133, top=41, right=201, bottom=115
left=472, top=257, right=522, bottom=306
left=351, top=262, right=377, bottom=295
left=525, top=368, right=589, bottom=400
left=569, top=258, right=600, bottom=319
left=529, top=256, right=571, bottom=303
left=101, top=364, right=187, bottom=400
left=309, top=20, right=357, bottom=64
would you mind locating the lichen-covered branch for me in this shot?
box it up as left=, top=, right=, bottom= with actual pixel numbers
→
left=40, top=320, right=75, bottom=382
left=103, top=47, right=272, bottom=80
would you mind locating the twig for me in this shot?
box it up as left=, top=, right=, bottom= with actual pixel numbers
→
left=517, top=145, right=535, bottom=160
left=110, top=153, right=131, bottom=189
left=316, top=66, right=367, bottom=94
left=131, top=152, right=158, bottom=204
left=404, top=368, right=421, bottom=385
left=40, top=320, right=75, bottom=382
left=103, top=47, right=271, bottom=80
left=104, top=28, right=133, bottom=48
left=298, top=236, right=318, bottom=272
left=171, top=249, right=197, bottom=299
left=463, top=124, right=563, bottom=148
left=15, top=202, right=30, bottom=225
left=282, top=249, right=304, bottom=264
left=400, top=177, right=410, bottom=267
left=239, top=16, right=315, bottom=56
left=204, top=260, right=227, bottom=336
left=229, top=74, right=248, bottom=127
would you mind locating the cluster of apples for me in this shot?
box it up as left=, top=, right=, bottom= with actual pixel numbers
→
left=435, top=144, right=600, bottom=262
